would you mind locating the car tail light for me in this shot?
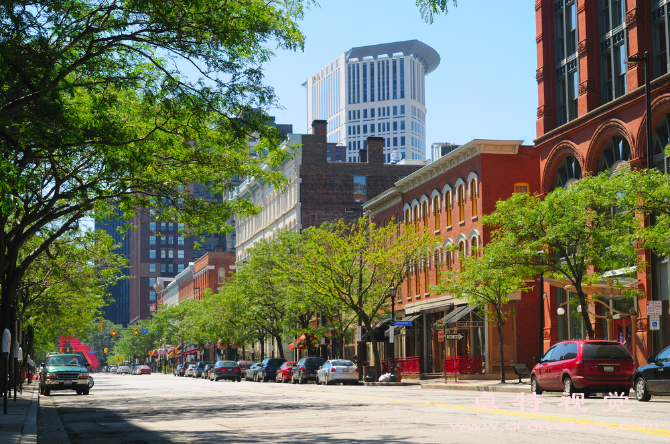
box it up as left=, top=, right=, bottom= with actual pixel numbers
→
left=355, top=368, right=359, bottom=373
left=301, top=366, right=306, bottom=371
left=217, top=368, right=224, bottom=371
left=575, top=360, right=583, bottom=375
left=330, top=368, right=337, bottom=372
left=233, top=368, right=240, bottom=372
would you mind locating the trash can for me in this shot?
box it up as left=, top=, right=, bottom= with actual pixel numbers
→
left=363, top=365, right=375, bottom=382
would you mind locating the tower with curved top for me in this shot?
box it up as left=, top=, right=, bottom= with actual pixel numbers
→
left=305, top=40, right=440, bottom=163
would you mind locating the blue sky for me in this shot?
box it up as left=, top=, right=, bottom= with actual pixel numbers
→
left=262, top=1, right=539, bottom=158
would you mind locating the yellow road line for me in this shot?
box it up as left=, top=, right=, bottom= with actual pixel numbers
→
left=241, top=385, right=670, bottom=438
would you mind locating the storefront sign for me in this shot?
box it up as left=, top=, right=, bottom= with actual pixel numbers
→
left=650, top=316, right=660, bottom=331
left=437, top=331, right=444, bottom=342
left=445, top=334, right=463, bottom=340
left=356, top=326, right=362, bottom=342
left=389, top=326, right=394, bottom=344
left=647, top=300, right=662, bottom=316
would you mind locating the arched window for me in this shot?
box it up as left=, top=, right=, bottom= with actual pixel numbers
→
left=598, top=135, right=631, bottom=172
left=413, top=205, right=419, bottom=229
left=458, top=241, right=466, bottom=271
left=446, top=249, right=452, bottom=270
left=458, top=185, right=465, bottom=223
left=470, top=179, right=478, bottom=217
left=405, top=209, right=410, bottom=225
left=424, top=257, right=430, bottom=295
left=445, top=191, right=452, bottom=227
left=552, top=154, right=582, bottom=190
left=434, top=249, right=441, bottom=285
left=433, top=196, right=440, bottom=231
left=653, top=113, right=670, bottom=171
left=422, top=201, right=429, bottom=228
left=407, top=270, right=412, bottom=299
left=470, top=237, right=479, bottom=257
left=415, top=264, right=420, bottom=295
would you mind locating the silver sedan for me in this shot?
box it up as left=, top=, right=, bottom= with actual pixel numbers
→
left=316, top=360, right=359, bottom=385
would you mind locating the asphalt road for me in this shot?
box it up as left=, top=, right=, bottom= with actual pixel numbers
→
left=37, top=372, right=670, bottom=443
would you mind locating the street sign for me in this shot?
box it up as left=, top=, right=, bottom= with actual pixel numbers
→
left=141, top=329, right=149, bottom=334
left=87, top=350, right=96, bottom=354
left=394, top=320, right=413, bottom=326
left=650, top=316, right=660, bottom=331
left=437, top=331, right=444, bottom=342
left=116, top=357, right=120, bottom=363
left=647, top=301, right=662, bottom=316
left=445, top=334, right=464, bottom=340
left=389, top=326, right=394, bottom=344
left=436, top=320, right=443, bottom=330
left=356, top=326, right=362, bottom=342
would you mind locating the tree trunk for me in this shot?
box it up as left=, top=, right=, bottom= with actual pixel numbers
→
left=273, top=333, right=285, bottom=359
left=577, top=291, right=595, bottom=339
left=496, top=312, right=506, bottom=384
left=363, top=318, right=380, bottom=381
left=260, top=339, right=265, bottom=361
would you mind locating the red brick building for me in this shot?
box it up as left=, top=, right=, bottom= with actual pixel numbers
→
left=364, top=140, right=542, bottom=376
left=535, top=0, right=670, bottom=361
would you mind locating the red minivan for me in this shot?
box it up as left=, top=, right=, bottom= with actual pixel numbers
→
left=531, top=340, right=635, bottom=395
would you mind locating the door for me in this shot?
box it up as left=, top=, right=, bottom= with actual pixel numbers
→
left=546, top=343, right=567, bottom=390
left=537, top=346, right=556, bottom=389
left=647, top=347, right=670, bottom=393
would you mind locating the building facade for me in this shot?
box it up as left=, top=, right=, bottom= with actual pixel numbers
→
left=535, top=0, right=670, bottom=361
left=305, top=40, right=440, bottom=163
left=364, top=140, right=542, bottom=376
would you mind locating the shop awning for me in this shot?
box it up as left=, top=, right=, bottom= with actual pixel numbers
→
left=289, top=334, right=317, bottom=350
left=385, top=314, right=421, bottom=337
left=361, top=319, right=393, bottom=342
left=440, top=305, right=478, bottom=325
left=545, top=277, right=641, bottom=296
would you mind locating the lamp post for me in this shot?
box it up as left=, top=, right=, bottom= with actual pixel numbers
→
left=388, top=287, right=397, bottom=383
left=538, top=250, right=546, bottom=358
left=345, top=206, right=366, bottom=380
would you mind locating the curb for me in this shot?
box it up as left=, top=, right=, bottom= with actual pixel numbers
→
left=421, top=383, right=531, bottom=393
left=20, top=385, right=38, bottom=444
left=363, top=382, right=420, bottom=387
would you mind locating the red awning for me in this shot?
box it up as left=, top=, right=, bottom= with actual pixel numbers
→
left=183, top=349, right=198, bottom=356
left=289, top=334, right=317, bottom=350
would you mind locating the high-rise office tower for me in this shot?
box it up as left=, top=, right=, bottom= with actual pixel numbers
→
left=305, top=40, right=440, bottom=163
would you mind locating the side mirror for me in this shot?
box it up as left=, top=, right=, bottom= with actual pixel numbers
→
left=647, top=356, right=657, bottom=364
left=532, top=357, right=541, bottom=363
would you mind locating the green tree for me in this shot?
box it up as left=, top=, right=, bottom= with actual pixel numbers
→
left=111, top=320, right=159, bottom=363
left=484, top=173, right=642, bottom=340
left=416, top=0, right=458, bottom=23
left=433, top=242, right=532, bottom=383
left=296, top=218, right=438, bottom=378
left=0, top=0, right=310, bottom=337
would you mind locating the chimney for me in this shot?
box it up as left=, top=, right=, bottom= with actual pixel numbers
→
left=358, top=149, right=367, bottom=163
left=366, top=137, right=384, bottom=164
left=310, top=120, right=328, bottom=138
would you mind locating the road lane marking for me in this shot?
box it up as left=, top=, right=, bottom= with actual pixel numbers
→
left=238, top=385, right=670, bottom=438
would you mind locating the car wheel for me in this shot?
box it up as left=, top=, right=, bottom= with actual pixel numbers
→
left=237, top=378, right=241, bottom=382
left=83, top=388, right=90, bottom=395
left=316, top=375, right=320, bottom=385
left=291, top=376, right=297, bottom=384
left=635, top=377, right=651, bottom=402
left=531, top=376, right=542, bottom=395
left=262, top=374, right=268, bottom=383
left=298, top=376, right=304, bottom=385
left=563, top=377, right=575, bottom=396
left=39, top=384, right=44, bottom=395
left=44, top=388, right=50, bottom=396
left=76, top=390, right=82, bottom=395
left=276, top=375, right=282, bottom=383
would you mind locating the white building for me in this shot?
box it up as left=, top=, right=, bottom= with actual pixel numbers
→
left=304, top=40, right=440, bottom=164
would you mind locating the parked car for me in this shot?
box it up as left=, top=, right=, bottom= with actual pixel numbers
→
left=193, top=361, right=213, bottom=378
left=316, top=359, right=359, bottom=385
left=138, top=365, right=151, bottom=375
left=39, top=353, right=91, bottom=396
left=210, top=361, right=242, bottom=382
left=237, top=361, right=254, bottom=373
left=201, top=364, right=214, bottom=379
left=275, top=362, right=297, bottom=383
left=245, top=363, right=262, bottom=381
left=531, top=340, right=635, bottom=396
left=108, top=365, right=117, bottom=373
left=185, top=364, right=196, bottom=377
left=173, top=365, right=183, bottom=376
left=291, top=357, right=326, bottom=384
left=259, top=358, right=287, bottom=382
left=179, top=364, right=189, bottom=377
left=117, top=365, right=130, bottom=374
left=633, top=345, right=670, bottom=401
left=130, top=364, right=141, bottom=375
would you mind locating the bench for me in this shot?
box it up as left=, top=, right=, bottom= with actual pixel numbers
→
left=510, top=364, right=531, bottom=384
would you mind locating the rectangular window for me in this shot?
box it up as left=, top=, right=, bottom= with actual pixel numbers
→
left=363, top=124, right=367, bottom=134
left=393, top=121, right=398, bottom=131
left=370, top=125, right=374, bottom=134
left=168, top=222, right=173, bottom=231
left=178, top=223, right=185, bottom=230
left=393, top=58, right=398, bottom=100
left=161, top=222, right=166, bottom=230
left=353, top=176, right=367, bottom=203
left=161, top=236, right=166, bottom=245
left=149, top=291, right=156, bottom=301
left=400, top=105, right=405, bottom=115
left=363, top=62, right=367, bottom=103
left=161, top=263, right=166, bottom=273
left=400, top=58, right=405, bottom=99
left=168, top=236, right=174, bottom=245
left=178, top=264, right=185, bottom=273
left=149, top=264, right=156, bottom=273
left=149, top=277, right=156, bottom=287
left=149, top=236, right=156, bottom=245
left=178, top=250, right=185, bottom=259
left=401, top=136, right=405, bottom=146
left=371, top=108, right=375, bottom=118
left=168, top=249, right=174, bottom=259
left=161, top=249, right=166, bottom=259
left=168, top=264, right=173, bottom=273
left=393, top=106, right=398, bottom=116
left=514, top=183, right=530, bottom=193
left=363, top=109, right=367, bottom=119
left=149, top=222, right=156, bottom=231
left=400, top=120, right=405, bottom=130
left=149, top=250, right=156, bottom=259
left=357, top=125, right=360, bottom=134
left=393, top=137, right=398, bottom=147
left=370, top=63, right=375, bottom=101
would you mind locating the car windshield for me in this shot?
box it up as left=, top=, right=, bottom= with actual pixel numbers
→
left=583, top=343, right=631, bottom=359
left=265, top=359, right=285, bottom=366
left=219, top=361, right=237, bottom=366
left=331, top=360, right=354, bottom=366
left=47, top=355, right=83, bottom=366
left=305, top=358, right=325, bottom=366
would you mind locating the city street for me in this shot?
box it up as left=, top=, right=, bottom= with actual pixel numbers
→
left=37, top=373, right=670, bottom=443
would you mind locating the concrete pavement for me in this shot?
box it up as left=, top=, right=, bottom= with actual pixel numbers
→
left=0, top=382, right=38, bottom=444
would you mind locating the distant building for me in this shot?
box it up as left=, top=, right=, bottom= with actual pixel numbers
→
left=305, top=40, right=440, bottom=163
left=95, top=207, right=131, bottom=326
left=430, top=142, right=460, bottom=160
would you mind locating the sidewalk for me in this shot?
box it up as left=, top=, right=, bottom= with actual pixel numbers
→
left=0, top=383, right=38, bottom=444
left=421, top=377, right=532, bottom=393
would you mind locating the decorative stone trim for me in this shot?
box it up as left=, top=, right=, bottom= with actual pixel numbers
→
left=536, top=33, right=544, bottom=43
left=537, top=105, right=546, bottom=118
left=577, top=38, right=593, bottom=55
left=578, top=79, right=595, bottom=96
left=536, top=66, right=546, bottom=82
left=626, top=8, right=642, bottom=26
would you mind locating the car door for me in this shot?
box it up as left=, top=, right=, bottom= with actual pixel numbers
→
left=647, top=347, right=670, bottom=393
left=546, top=343, right=567, bottom=390
left=537, top=346, right=556, bottom=389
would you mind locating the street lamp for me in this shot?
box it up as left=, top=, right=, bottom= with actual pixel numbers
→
left=537, top=250, right=546, bottom=358
left=388, top=286, right=397, bottom=383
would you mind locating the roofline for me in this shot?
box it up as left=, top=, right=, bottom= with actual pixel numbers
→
left=344, top=39, right=440, bottom=75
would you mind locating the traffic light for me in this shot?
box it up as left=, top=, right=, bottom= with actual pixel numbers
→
left=59, top=347, right=63, bottom=353
left=112, top=329, right=116, bottom=337
left=104, top=348, right=108, bottom=353
left=66, top=347, right=70, bottom=352
left=99, top=322, right=103, bottom=331
left=134, top=328, right=138, bottom=336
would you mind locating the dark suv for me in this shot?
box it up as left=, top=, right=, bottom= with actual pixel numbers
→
left=291, top=357, right=326, bottom=384
left=259, top=358, right=287, bottom=382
